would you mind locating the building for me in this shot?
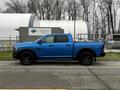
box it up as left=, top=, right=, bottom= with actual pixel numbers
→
left=0, top=13, right=89, bottom=42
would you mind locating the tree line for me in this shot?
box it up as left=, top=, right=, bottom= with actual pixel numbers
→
left=1, top=0, right=120, bottom=35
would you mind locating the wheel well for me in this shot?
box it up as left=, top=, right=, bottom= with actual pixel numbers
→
left=18, top=49, right=37, bottom=59
left=76, top=48, right=96, bottom=58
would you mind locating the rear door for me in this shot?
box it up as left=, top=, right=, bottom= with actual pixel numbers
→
left=53, top=35, right=73, bottom=57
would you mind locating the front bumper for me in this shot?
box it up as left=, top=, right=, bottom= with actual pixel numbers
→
left=13, top=51, right=19, bottom=59
left=100, top=52, right=106, bottom=57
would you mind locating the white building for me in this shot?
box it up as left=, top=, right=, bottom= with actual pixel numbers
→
left=0, top=13, right=39, bottom=38
left=0, top=13, right=89, bottom=39
left=39, top=20, right=88, bottom=39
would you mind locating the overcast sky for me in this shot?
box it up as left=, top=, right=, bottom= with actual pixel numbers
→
left=0, top=0, right=9, bottom=10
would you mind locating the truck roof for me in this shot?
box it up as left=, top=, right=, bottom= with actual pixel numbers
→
left=47, top=33, right=72, bottom=36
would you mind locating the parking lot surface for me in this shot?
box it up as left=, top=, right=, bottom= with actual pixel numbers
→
left=0, top=61, right=120, bottom=90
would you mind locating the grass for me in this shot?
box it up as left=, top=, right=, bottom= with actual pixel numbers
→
left=0, top=51, right=13, bottom=60
left=0, top=51, right=120, bottom=61
left=97, top=52, right=120, bottom=61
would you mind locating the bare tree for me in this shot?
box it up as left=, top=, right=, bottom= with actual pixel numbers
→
left=98, top=0, right=108, bottom=36
left=28, top=0, right=63, bottom=20
left=5, top=0, right=27, bottom=13
left=113, top=0, right=120, bottom=33
left=53, top=0, right=65, bottom=20
left=27, top=0, right=38, bottom=14
left=2, top=0, right=120, bottom=36
left=66, top=0, right=81, bottom=20
left=118, top=20, right=120, bottom=33
left=37, top=0, right=45, bottom=20
left=81, top=0, right=91, bottom=21
left=41, top=0, right=55, bottom=20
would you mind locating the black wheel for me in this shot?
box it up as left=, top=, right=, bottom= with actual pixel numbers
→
left=78, top=52, right=94, bottom=65
left=19, top=51, right=35, bottom=65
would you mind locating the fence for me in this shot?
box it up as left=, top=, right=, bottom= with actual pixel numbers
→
left=76, top=34, right=120, bottom=49
left=0, top=36, right=19, bottom=51
left=75, top=34, right=111, bottom=41
left=0, top=34, right=120, bottom=51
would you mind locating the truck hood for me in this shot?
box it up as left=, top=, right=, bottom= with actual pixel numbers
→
left=15, top=42, right=36, bottom=47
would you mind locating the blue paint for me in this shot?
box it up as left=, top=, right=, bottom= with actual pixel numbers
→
left=13, top=34, right=105, bottom=59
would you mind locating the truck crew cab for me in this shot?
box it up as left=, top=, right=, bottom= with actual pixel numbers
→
left=13, top=34, right=105, bottom=65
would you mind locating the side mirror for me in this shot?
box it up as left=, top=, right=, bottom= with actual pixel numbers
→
left=37, top=40, right=46, bottom=44
left=37, top=40, right=43, bottom=44
left=39, top=40, right=43, bottom=43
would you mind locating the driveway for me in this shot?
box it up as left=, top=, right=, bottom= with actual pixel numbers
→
left=0, top=61, right=120, bottom=90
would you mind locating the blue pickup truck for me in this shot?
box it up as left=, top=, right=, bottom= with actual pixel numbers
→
left=13, top=34, right=105, bottom=65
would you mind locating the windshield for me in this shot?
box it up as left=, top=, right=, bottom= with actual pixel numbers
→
left=35, top=36, right=43, bottom=43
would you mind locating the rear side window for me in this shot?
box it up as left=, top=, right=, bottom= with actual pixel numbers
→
left=54, top=35, right=68, bottom=43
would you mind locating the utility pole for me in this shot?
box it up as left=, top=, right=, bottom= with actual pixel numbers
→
left=93, top=0, right=95, bottom=40
left=74, top=0, right=76, bottom=41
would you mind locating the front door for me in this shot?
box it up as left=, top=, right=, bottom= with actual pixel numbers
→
left=38, top=35, right=55, bottom=58
left=37, top=35, right=73, bottom=58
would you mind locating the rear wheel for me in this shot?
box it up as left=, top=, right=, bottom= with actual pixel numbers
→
left=19, top=51, right=35, bottom=65
left=78, top=51, right=94, bottom=65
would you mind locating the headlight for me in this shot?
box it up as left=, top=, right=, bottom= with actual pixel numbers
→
left=13, top=47, right=19, bottom=51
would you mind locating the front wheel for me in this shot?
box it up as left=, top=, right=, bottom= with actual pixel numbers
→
left=78, top=52, right=94, bottom=65
left=19, top=51, right=35, bottom=65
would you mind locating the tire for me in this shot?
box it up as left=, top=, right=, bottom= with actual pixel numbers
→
left=78, top=51, right=94, bottom=65
left=19, top=51, right=35, bottom=65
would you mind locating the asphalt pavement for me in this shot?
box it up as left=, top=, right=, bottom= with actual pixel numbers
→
left=0, top=60, right=120, bottom=90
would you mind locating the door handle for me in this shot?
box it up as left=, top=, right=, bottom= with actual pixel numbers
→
left=66, top=44, right=71, bottom=46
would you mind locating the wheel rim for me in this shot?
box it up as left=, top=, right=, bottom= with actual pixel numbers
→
left=80, top=54, right=93, bottom=65
left=20, top=53, right=32, bottom=64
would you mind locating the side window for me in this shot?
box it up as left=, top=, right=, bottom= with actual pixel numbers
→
left=54, top=35, right=68, bottom=43
left=42, top=36, right=54, bottom=43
